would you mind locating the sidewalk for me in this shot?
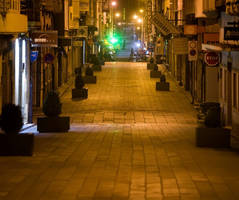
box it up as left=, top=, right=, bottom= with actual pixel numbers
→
left=1, top=62, right=239, bottom=200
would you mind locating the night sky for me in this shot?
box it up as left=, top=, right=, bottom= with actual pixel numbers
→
left=118, top=0, right=140, bottom=22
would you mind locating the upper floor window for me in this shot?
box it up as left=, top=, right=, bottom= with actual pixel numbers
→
left=0, top=0, right=20, bottom=14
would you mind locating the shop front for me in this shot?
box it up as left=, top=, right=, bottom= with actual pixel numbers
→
left=14, top=36, right=31, bottom=124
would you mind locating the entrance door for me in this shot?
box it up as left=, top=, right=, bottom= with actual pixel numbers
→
left=205, top=66, right=219, bottom=102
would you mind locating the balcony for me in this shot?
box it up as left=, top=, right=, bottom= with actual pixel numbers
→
left=151, top=12, right=181, bottom=36
left=0, top=0, right=27, bottom=34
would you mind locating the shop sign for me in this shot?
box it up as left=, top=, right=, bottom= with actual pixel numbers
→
left=31, top=31, right=58, bottom=47
left=44, top=53, right=55, bottom=64
left=184, top=25, right=198, bottom=35
left=78, top=26, right=88, bottom=37
left=58, top=37, right=71, bottom=46
left=172, top=38, right=188, bottom=55
left=224, top=27, right=239, bottom=41
left=73, top=37, right=83, bottom=46
left=204, top=33, right=219, bottom=44
left=79, top=0, right=89, bottom=11
left=204, top=52, right=220, bottom=66
left=220, top=12, right=239, bottom=44
left=30, top=51, right=38, bottom=63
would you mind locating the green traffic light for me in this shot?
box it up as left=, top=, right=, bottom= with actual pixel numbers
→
left=110, top=37, right=118, bottom=44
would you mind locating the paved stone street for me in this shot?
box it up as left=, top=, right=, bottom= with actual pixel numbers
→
left=1, top=62, right=239, bottom=200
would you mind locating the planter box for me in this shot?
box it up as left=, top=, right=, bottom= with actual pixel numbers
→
left=150, top=70, right=162, bottom=78
left=147, top=63, right=154, bottom=70
left=37, top=116, right=70, bottom=132
left=72, top=88, right=88, bottom=99
left=156, top=82, right=170, bottom=91
left=0, top=133, right=34, bottom=156
left=196, top=126, right=231, bottom=148
left=83, top=76, right=97, bottom=84
left=92, top=64, right=102, bottom=71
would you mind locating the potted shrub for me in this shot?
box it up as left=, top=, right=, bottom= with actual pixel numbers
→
left=89, top=54, right=102, bottom=71
left=72, top=74, right=88, bottom=99
left=37, top=91, right=70, bottom=132
left=0, top=104, right=34, bottom=156
left=75, top=66, right=82, bottom=75
left=196, top=102, right=231, bottom=147
left=147, top=57, right=155, bottom=70
left=83, top=65, right=97, bottom=84
left=150, top=63, right=162, bottom=78
left=156, top=74, right=170, bottom=91
left=98, top=51, right=105, bottom=65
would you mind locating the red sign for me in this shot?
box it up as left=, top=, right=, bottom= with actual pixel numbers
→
left=204, top=52, right=220, bottom=66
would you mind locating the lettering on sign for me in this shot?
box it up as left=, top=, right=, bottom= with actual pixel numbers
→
left=204, top=52, right=220, bottom=67
left=31, top=31, right=58, bottom=47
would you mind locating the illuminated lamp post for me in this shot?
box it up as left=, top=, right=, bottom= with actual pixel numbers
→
left=111, top=1, right=117, bottom=36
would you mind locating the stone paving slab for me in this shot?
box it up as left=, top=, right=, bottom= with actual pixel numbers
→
left=1, top=62, right=239, bottom=200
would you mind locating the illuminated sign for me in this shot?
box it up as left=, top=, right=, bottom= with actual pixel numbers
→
left=79, top=0, right=89, bottom=11
left=31, top=31, right=58, bottom=47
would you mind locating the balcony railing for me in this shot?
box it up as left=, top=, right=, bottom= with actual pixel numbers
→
left=151, top=12, right=181, bottom=36
left=0, top=0, right=20, bottom=15
left=20, top=0, right=40, bottom=22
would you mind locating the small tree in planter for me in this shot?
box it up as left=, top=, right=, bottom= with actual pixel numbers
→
left=75, top=67, right=82, bottom=75
left=196, top=102, right=231, bottom=148
left=0, top=104, right=34, bottom=156
left=150, top=63, right=162, bottom=78
left=83, top=65, right=97, bottom=84
left=89, top=54, right=102, bottom=71
left=83, top=65, right=96, bottom=83
left=37, top=91, right=70, bottom=132
left=147, top=57, right=155, bottom=70
left=98, top=51, right=105, bottom=65
left=72, top=74, right=88, bottom=99
left=156, top=74, right=170, bottom=91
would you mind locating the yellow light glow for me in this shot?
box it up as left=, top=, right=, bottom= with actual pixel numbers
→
left=118, top=22, right=122, bottom=26
left=137, top=26, right=140, bottom=30
left=115, top=13, right=120, bottom=17
left=139, top=9, right=144, bottom=13
left=138, top=18, right=142, bottom=23
left=112, top=1, right=116, bottom=6
left=133, top=14, right=138, bottom=19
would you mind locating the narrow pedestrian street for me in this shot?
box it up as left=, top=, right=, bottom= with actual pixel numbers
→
left=1, top=62, right=239, bottom=200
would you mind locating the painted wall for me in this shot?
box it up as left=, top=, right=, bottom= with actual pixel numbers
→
left=0, top=13, right=27, bottom=33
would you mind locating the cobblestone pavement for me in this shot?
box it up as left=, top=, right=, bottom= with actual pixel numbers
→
left=1, top=62, right=239, bottom=200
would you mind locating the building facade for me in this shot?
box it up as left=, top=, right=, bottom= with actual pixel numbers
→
left=144, top=0, right=239, bottom=136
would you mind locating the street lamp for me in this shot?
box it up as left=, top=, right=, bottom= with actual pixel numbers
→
left=111, top=1, right=117, bottom=36
left=133, top=14, right=138, bottom=19
left=138, top=18, right=142, bottom=23
left=115, top=12, right=120, bottom=17
left=139, top=9, right=144, bottom=13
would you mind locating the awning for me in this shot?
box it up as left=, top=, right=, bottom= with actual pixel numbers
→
left=202, top=43, right=223, bottom=52
left=151, top=12, right=181, bottom=36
